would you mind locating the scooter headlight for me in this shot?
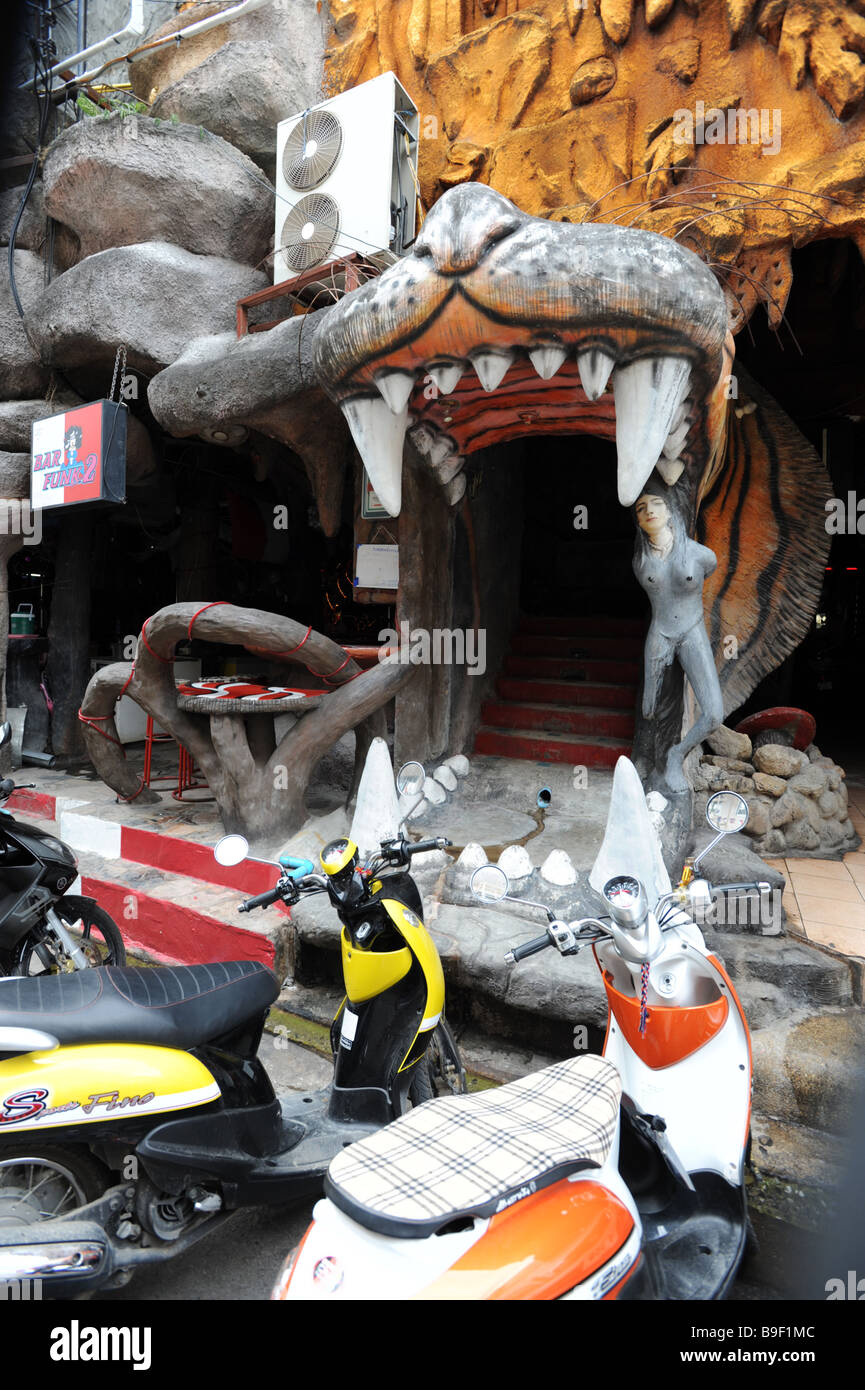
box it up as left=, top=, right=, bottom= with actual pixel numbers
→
left=39, top=836, right=77, bottom=867
left=320, top=838, right=359, bottom=900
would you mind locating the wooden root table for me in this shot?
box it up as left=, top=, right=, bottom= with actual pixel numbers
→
left=175, top=683, right=329, bottom=781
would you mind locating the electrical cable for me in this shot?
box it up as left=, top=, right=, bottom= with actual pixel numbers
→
left=8, top=40, right=52, bottom=317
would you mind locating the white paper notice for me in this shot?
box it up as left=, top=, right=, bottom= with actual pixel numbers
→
left=355, top=544, right=399, bottom=590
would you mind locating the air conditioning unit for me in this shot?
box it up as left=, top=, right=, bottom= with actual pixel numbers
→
left=273, top=72, right=419, bottom=284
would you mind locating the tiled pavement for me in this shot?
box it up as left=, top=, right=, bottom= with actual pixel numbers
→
left=766, top=776, right=865, bottom=960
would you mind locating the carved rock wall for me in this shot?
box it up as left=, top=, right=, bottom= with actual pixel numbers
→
left=325, top=0, right=865, bottom=330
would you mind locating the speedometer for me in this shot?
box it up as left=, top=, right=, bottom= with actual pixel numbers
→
left=602, top=875, right=647, bottom=928
left=604, top=876, right=641, bottom=906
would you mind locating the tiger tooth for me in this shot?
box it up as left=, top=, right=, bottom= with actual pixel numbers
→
left=427, top=362, right=464, bottom=395
left=471, top=351, right=513, bottom=391
left=656, top=457, right=685, bottom=486
left=409, top=423, right=455, bottom=469
left=662, top=418, right=691, bottom=460
left=613, top=357, right=691, bottom=506
left=577, top=349, right=615, bottom=401
left=430, top=452, right=464, bottom=485
left=671, top=398, right=690, bottom=430
left=528, top=345, right=567, bottom=380
left=445, top=471, right=467, bottom=506
left=374, top=370, right=416, bottom=416
left=340, top=397, right=407, bottom=516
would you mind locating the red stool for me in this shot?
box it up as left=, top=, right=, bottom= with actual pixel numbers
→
left=142, top=715, right=177, bottom=787
left=142, top=714, right=213, bottom=801
left=173, top=745, right=213, bottom=802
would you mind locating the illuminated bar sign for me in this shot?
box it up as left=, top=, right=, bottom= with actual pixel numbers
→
left=30, top=400, right=126, bottom=511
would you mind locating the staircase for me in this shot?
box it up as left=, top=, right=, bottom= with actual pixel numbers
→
left=474, top=615, right=644, bottom=767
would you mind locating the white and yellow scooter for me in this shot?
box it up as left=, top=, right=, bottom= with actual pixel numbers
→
left=0, top=763, right=464, bottom=1296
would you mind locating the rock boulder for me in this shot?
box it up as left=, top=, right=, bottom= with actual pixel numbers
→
left=706, top=724, right=752, bottom=760
left=25, top=242, right=267, bottom=379
left=43, top=115, right=273, bottom=268
left=753, top=744, right=809, bottom=778
left=0, top=252, right=50, bottom=400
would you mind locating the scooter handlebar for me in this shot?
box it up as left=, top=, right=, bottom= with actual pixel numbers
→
left=238, top=885, right=284, bottom=913
left=506, top=932, right=553, bottom=964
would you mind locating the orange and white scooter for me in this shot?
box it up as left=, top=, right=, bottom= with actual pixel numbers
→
left=273, top=758, right=768, bottom=1301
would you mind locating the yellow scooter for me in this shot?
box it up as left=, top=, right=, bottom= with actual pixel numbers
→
left=0, top=764, right=464, bottom=1295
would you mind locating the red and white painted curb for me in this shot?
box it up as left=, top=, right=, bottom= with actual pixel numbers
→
left=8, top=789, right=285, bottom=967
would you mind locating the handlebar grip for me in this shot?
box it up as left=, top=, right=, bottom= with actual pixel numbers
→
left=407, top=838, right=446, bottom=854
left=278, top=855, right=315, bottom=879
left=508, top=932, right=552, bottom=963
left=239, top=885, right=283, bottom=913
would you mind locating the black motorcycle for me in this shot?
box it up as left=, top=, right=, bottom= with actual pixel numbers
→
left=0, top=723, right=125, bottom=976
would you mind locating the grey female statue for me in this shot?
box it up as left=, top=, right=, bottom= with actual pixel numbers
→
left=633, top=482, right=724, bottom=793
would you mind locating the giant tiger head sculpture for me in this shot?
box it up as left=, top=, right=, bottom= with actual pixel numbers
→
left=317, top=0, right=861, bottom=775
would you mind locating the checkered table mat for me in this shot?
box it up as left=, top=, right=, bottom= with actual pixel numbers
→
left=326, top=1053, right=621, bottom=1237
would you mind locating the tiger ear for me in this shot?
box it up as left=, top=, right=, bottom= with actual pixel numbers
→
left=697, top=364, right=832, bottom=716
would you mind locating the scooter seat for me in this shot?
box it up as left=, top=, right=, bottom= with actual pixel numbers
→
left=325, top=1053, right=621, bottom=1238
left=0, top=961, right=279, bottom=1050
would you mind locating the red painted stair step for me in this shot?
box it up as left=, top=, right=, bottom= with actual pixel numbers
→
left=481, top=700, right=635, bottom=739
left=496, top=676, right=636, bottom=710
left=504, top=654, right=642, bottom=684
left=474, top=728, right=631, bottom=767
left=511, top=633, right=644, bottom=660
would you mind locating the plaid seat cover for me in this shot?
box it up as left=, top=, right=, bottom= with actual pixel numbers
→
left=325, top=1054, right=621, bottom=1237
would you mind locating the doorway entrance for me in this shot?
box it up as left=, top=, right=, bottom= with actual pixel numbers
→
left=475, top=436, right=647, bottom=766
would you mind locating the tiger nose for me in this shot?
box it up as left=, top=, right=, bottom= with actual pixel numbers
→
left=413, top=182, right=522, bottom=275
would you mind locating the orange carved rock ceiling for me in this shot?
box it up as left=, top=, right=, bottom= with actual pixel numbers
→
left=325, top=0, right=865, bottom=330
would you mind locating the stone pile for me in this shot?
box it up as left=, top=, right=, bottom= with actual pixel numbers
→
left=404, top=753, right=471, bottom=820
left=694, top=725, right=858, bottom=859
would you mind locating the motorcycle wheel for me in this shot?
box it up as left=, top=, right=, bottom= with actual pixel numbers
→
left=13, top=897, right=127, bottom=975
left=408, top=1018, right=468, bottom=1105
left=0, top=1144, right=108, bottom=1229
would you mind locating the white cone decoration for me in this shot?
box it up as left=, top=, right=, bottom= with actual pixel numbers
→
left=498, top=844, right=533, bottom=880
left=445, top=754, right=470, bottom=777
left=434, top=765, right=458, bottom=791
left=457, top=842, right=487, bottom=870
left=589, top=756, right=671, bottom=904
left=540, top=850, right=577, bottom=886
left=349, top=736, right=401, bottom=860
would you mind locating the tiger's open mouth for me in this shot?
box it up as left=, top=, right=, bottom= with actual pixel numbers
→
left=313, top=183, right=732, bottom=517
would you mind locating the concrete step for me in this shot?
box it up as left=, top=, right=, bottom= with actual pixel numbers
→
left=474, top=726, right=631, bottom=766
left=750, top=1111, right=847, bottom=1189
left=708, top=932, right=855, bottom=1018
left=9, top=813, right=288, bottom=972
left=497, top=675, right=637, bottom=709
left=7, top=790, right=277, bottom=897
left=273, top=979, right=560, bottom=1088
left=481, top=699, right=635, bottom=739
left=504, top=654, right=642, bottom=684
left=749, top=1007, right=865, bottom=1135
